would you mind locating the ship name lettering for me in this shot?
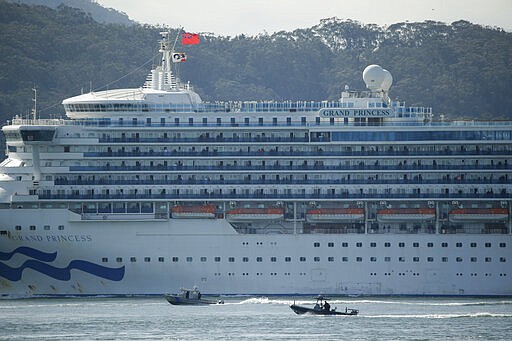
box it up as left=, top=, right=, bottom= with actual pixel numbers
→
left=319, top=108, right=391, bottom=117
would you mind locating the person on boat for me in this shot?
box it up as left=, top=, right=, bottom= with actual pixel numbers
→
left=314, top=302, right=321, bottom=310
left=324, top=300, right=331, bottom=311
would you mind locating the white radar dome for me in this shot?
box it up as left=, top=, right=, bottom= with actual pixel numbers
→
left=363, top=64, right=393, bottom=92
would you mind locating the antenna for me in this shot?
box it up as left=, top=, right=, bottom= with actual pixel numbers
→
left=31, top=87, right=37, bottom=122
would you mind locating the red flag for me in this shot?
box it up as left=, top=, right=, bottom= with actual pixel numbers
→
left=182, top=32, right=200, bottom=45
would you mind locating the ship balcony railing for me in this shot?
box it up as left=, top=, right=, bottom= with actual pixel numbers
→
left=53, top=178, right=511, bottom=186
left=68, top=164, right=512, bottom=172
left=97, top=137, right=308, bottom=144
left=36, top=192, right=511, bottom=201
left=82, top=150, right=511, bottom=158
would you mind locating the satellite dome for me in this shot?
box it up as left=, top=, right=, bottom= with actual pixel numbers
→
left=363, top=65, right=393, bottom=91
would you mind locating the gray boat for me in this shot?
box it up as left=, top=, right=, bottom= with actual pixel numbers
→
left=164, top=287, right=224, bottom=305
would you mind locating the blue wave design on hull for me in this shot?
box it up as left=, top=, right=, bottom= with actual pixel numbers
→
left=0, top=259, right=125, bottom=281
left=0, top=246, right=57, bottom=262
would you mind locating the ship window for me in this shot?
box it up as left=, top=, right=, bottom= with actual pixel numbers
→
left=413, top=257, right=419, bottom=262
left=272, top=117, right=277, bottom=126
left=427, top=242, right=433, bottom=247
left=132, top=118, right=137, bottom=126
left=256, top=257, right=262, bottom=262
left=130, top=257, right=136, bottom=262
left=175, top=117, right=180, bottom=126
left=258, top=117, right=263, bottom=125
left=116, top=257, right=123, bottom=262
left=215, top=257, right=221, bottom=262
left=470, top=243, right=477, bottom=247
left=500, top=257, right=506, bottom=262
left=471, top=257, right=477, bottom=262
left=315, top=117, right=320, bottom=125
left=189, top=117, right=193, bottom=126
left=202, top=117, right=207, bottom=126
left=456, top=243, right=462, bottom=247
left=456, top=257, right=462, bottom=262
left=427, top=257, right=434, bottom=262
left=299, top=257, right=306, bottom=262
left=398, top=242, right=405, bottom=247
left=384, top=257, right=390, bottom=262
left=485, top=243, right=491, bottom=247
left=342, top=242, right=348, bottom=247
left=242, top=257, right=248, bottom=262
left=441, top=242, right=448, bottom=247
left=314, top=242, right=320, bottom=247
left=328, top=242, right=334, bottom=247
left=356, top=257, right=362, bottom=262
left=216, top=118, right=221, bottom=126
left=158, top=257, right=164, bottom=262
left=144, top=257, right=151, bottom=262
left=499, top=243, right=506, bottom=248
left=229, top=257, right=235, bottom=262
left=146, top=118, right=151, bottom=125
left=29, top=225, right=36, bottom=230
left=44, top=225, right=50, bottom=230
left=102, top=258, right=108, bottom=262
left=485, top=257, right=492, bottom=262
left=384, top=242, right=391, bottom=247
left=314, top=257, right=320, bottom=262
left=442, top=257, right=448, bottom=262
left=301, top=116, right=306, bottom=125
left=370, top=257, right=377, bottom=262
left=172, top=257, right=179, bottom=262
left=370, top=242, right=376, bottom=247
left=201, top=257, right=207, bottom=262
left=286, top=117, right=291, bottom=125
left=413, top=242, right=419, bottom=247
left=356, top=242, right=362, bottom=247
left=186, top=257, right=192, bottom=262
left=160, top=118, right=165, bottom=125
left=342, top=257, right=348, bottom=262
left=328, top=257, right=334, bottom=262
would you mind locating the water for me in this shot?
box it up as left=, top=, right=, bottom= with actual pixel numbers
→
left=1, top=296, right=511, bottom=340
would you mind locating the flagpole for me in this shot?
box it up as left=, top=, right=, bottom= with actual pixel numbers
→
left=171, top=27, right=183, bottom=52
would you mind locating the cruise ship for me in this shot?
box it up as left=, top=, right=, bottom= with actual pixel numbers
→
left=1, top=32, right=511, bottom=297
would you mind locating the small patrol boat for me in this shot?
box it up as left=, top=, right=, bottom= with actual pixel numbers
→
left=164, top=287, right=224, bottom=305
left=290, top=296, right=359, bottom=316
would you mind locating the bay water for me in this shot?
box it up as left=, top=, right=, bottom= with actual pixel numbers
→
left=1, top=296, right=511, bottom=340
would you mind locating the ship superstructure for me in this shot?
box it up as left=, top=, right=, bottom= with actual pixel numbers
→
left=0, top=32, right=511, bottom=297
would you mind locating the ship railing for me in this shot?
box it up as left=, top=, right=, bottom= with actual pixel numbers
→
left=68, top=164, right=512, bottom=172
left=37, top=192, right=511, bottom=201
left=53, top=178, right=510, bottom=186
left=83, top=149, right=511, bottom=158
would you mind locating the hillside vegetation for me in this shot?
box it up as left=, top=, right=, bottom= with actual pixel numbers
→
left=1, top=0, right=511, bottom=124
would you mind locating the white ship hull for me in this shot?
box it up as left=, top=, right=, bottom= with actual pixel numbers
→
left=2, top=209, right=511, bottom=297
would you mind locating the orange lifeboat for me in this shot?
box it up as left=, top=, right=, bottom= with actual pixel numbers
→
left=306, top=208, right=364, bottom=222
left=171, top=205, right=216, bottom=219
left=377, top=208, right=435, bottom=222
left=225, top=208, right=285, bottom=222
left=449, top=208, right=508, bottom=222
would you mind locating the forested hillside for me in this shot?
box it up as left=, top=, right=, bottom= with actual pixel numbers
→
left=1, top=0, right=511, bottom=126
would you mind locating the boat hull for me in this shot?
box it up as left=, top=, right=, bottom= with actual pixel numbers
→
left=1, top=209, right=511, bottom=297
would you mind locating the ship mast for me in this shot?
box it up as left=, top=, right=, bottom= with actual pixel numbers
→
left=31, top=87, right=37, bottom=122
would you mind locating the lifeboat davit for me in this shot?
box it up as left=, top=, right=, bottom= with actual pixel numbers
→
left=171, top=205, right=216, bottom=219
left=377, top=208, right=435, bottom=222
left=225, top=208, right=285, bottom=222
left=306, top=208, right=364, bottom=222
left=449, top=208, right=508, bottom=222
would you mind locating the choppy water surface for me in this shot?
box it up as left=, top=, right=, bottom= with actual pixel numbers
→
left=1, top=296, right=511, bottom=340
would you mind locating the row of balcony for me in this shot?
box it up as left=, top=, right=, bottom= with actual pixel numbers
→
left=36, top=192, right=511, bottom=201
left=69, top=164, right=512, bottom=172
